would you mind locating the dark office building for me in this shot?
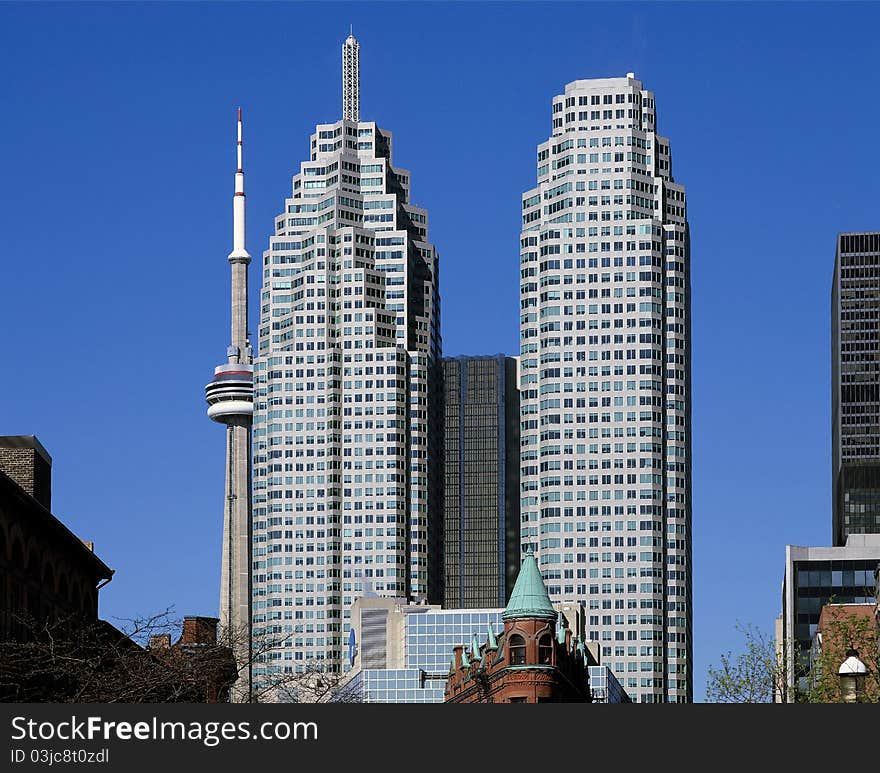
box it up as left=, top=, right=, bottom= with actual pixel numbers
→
left=443, top=355, right=519, bottom=608
left=833, top=232, right=880, bottom=546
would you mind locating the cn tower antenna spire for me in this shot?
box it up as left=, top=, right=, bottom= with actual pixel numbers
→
left=229, top=108, right=250, bottom=265
left=236, top=107, right=243, bottom=171
left=342, top=31, right=360, bottom=122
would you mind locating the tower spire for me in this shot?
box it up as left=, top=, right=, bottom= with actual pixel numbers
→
left=236, top=106, right=242, bottom=172
left=342, top=31, right=360, bottom=122
left=229, top=107, right=250, bottom=264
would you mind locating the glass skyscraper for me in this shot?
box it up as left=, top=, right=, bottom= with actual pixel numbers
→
left=832, top=232, right=880, bottom=546
left=443, top=355, right=520, bottom=608
left=519, top=75, right=692, bottom=703
left=251, top=34, right=443, bottom=683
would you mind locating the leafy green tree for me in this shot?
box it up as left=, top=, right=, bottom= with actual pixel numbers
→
left=708, top=613, right=879, bottom=703
left=706, top=622, right=786, bottom=703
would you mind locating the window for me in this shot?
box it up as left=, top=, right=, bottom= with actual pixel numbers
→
left=538, top=634, right=553, bottom=665
left=509, top=634, right=526, bottom=665
left=509, top=696, right=527, bottom=703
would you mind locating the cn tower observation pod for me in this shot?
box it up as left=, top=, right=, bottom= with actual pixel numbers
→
left=205, top=363, right=254, bottom=422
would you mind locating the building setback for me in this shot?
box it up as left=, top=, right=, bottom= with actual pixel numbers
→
left=519, top=74, right=692, bottom=702
left=832, top=232, right=880, bottom=546
left=251, top=34, right=442, bottom=683
left=443, top=355, right=520, bottom=608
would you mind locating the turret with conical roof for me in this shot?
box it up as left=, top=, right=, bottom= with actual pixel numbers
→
left=445, top=548, right=592, bottom=703
left=502, top=547, right=556, bottom=621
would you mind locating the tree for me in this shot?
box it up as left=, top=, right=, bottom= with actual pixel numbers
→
left=0, top=609, right=360, bottom=704
left=706, top=622, right=787, bottom=703
left=225, top=619, right=360, bottom=703
left=707, top=613, right=880, bottom=704
left=0, top=608, right=236, bottom=703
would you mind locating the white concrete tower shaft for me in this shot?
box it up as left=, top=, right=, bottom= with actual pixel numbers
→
left=206, top=108, right=254, bottom=702
left=342, top=31, right=359, bottom=121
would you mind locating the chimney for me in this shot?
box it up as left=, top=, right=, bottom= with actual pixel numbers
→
left=0, top=435, right=52, bottom=510
left=180, top=616, right=219, bottom=645
left=148, top=634, right=171, bottom=651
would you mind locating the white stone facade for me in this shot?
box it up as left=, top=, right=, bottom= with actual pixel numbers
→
left=519, top=75, right=691, bottom=703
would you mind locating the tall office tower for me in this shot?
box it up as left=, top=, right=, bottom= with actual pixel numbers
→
left=443, top=355, right=520, bottom=608
left=832, top=232, right=880, bottom=546
left=251, top=34, right=442, bottom=685
left=205, top=109, right=254, bottom=701
left=519, top=75, right=692, bottom=703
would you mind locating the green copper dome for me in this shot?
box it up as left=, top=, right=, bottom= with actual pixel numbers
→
left=502, top=548, right=556, bottom=621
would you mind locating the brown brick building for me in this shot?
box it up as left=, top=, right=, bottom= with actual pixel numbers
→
left=810, top=602, right=879, bottom=702
left=147, top=616, right=239, bottom=703
left=0, top=436, right=114, bottom=640
left=444, top=549, right=591, bottom=703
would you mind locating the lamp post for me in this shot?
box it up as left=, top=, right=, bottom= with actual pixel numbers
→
left=838, top=649, right=868, bottom=703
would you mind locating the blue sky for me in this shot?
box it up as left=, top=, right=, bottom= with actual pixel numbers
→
left=2, top=2, right=879, bottom=701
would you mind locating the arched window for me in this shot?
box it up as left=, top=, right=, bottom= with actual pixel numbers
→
left=538, top=634, right=553, bottom=665
left=509, top=634, right=526, bottom=665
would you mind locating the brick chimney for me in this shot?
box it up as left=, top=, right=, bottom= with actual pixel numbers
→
left=180, top=616, right=219, bottom=645
left=0, top=435, right=52, bottom=510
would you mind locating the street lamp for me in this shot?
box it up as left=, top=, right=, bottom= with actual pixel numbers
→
left=838, top=649, right=868, bottom=703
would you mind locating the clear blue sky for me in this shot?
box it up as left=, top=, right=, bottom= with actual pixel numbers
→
left=2, top=2, right=878, bottom=701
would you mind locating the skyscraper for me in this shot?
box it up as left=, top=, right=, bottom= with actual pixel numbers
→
left=205, top=109, right=254, bottom=701
left=519, top=75, right=692, bottom=703
left=251, top=34, right=443, bottom=684
left=832, top=232, right=880, bottom=546
left=443, top=354, right=520, bottom=608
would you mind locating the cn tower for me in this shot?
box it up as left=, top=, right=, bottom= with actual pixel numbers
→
left=205, top=108, right=253, bottom=701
